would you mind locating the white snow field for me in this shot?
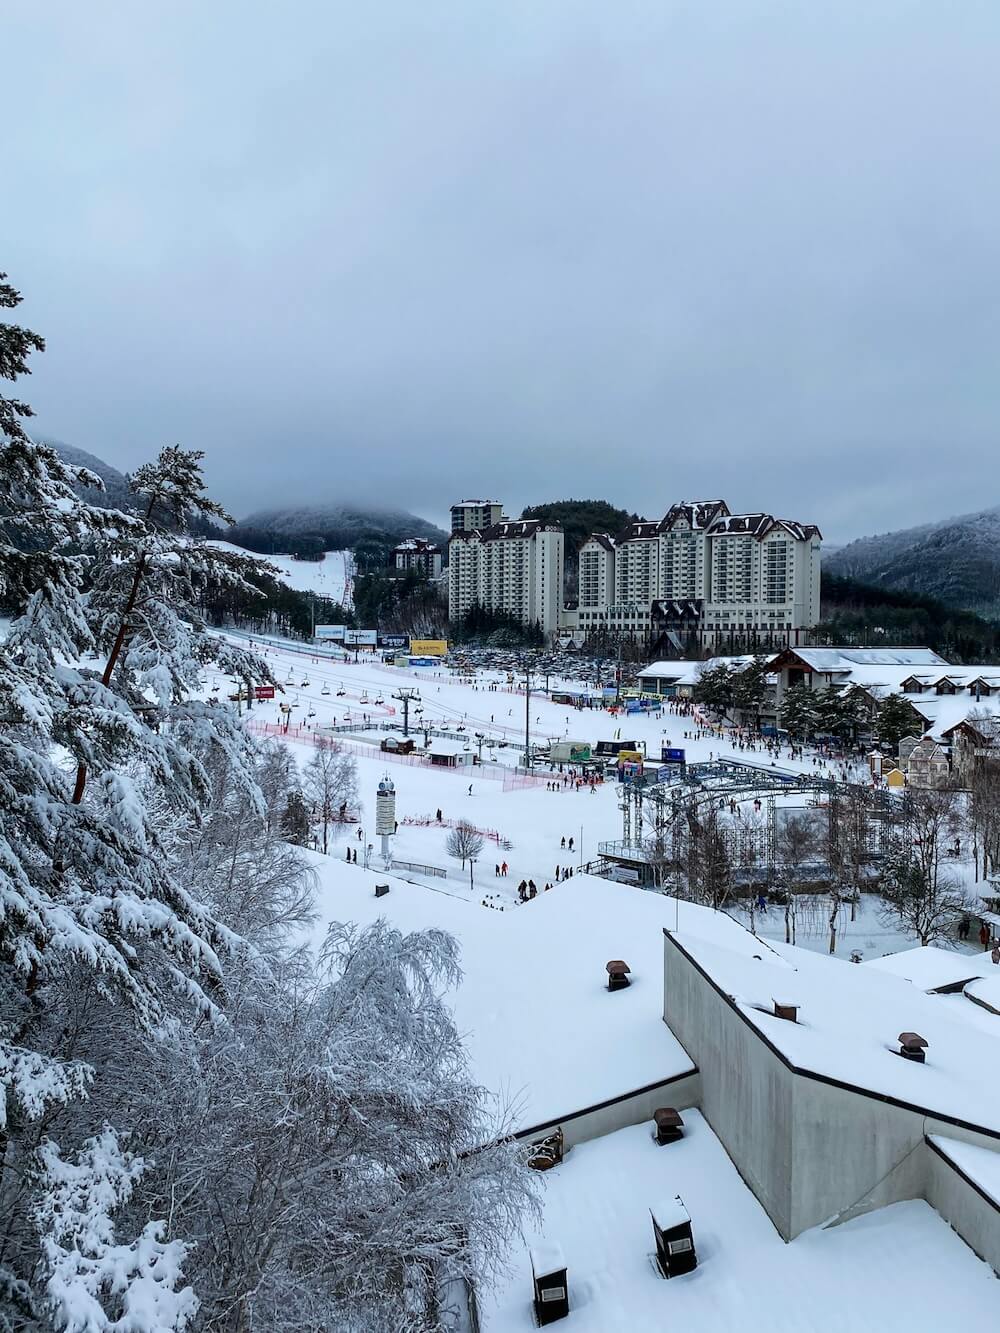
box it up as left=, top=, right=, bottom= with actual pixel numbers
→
left=482, top=1114, right=999, bottom=1333
left=207, top=629, right=981, bottom=961
left=207, top=542, right=354, bottom=606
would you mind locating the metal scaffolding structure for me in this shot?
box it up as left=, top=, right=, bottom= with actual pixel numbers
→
left=601, top=761, right=906, bottom=883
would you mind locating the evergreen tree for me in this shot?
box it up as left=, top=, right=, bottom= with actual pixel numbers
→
left=778, top=681, right=818, bottom=737
left=692, top=662, right=735, bottom=713
left=874, top=692, right=925, bottom=754
left=0, top=275, right=270, bottom=1327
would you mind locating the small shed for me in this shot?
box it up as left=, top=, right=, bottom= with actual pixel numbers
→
left=884, top=767, right=907, bottom=789
left=650, top=1194, right=697, bottom=1278
left=530, top=1242, right=569, bottom=1325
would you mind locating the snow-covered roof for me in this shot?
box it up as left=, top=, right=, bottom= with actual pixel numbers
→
left=862, top=946, right=988, bottom=993
left=668, top=929, right=1000, bottom=1137
left=309, top=864, right=752, bottom=1133
left=965, top=972, right=1000, bottom=1015
left=928, top=1135, right=1000, bottom=1210
left=637, top=662, right=702, bottom=683
left=482, top=1114, right=1000, bottom=1332
left=774, top=647, right=948, bottom=671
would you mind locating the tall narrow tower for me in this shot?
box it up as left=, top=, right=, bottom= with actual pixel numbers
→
left=375, top=775, right=396, bottom=866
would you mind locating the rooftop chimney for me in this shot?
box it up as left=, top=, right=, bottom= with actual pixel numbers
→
left=606, top=960, right=631, bottom=991
left=653, top=1107, right=684, bottom=1146
left=773, top=1000, right=798, bottom=1023
left=898, top=1031, right=928, bottom=1063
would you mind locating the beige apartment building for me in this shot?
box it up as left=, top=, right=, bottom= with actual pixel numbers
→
left=574, top=499, right=821, bottom=646
left=448, top=516, right=564, bottom=635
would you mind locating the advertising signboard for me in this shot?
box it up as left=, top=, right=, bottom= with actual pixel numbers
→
left=378, top=634, right=410, bottom=650
left=409, top=638, right=448, bottom=657
left=344, top=629, right=378, bottom=647
left=254, top=685, right=276, bottom=701
left=661, top=747, right=686, bottom=764
left=314, top=624, right=345, bottom=641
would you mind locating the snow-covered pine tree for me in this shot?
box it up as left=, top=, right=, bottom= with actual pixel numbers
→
left=0, top=272, right=272, bottom=1328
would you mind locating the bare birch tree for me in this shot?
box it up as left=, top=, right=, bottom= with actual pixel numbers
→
left=304, top=737, right=358, bottom=854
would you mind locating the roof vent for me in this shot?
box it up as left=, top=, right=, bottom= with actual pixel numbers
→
left=773, top=1000, right=798, bottom=1023
left=530, top=1243, right=569, bottom=1324
left=606, top=960, right=631, bottom=991
left=653, top=1107, right=684, bottom=1146
left=898, top=1031, right=928, bottom=1063
left=650, top=1195, right=697, bottom=1279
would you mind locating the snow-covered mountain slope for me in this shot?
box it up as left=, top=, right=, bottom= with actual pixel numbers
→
left=207, top=542, right=354, bottom=608
left=826, top=504, right=1000, bottom=619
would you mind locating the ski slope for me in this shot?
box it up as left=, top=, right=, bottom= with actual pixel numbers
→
left=208, top=541, right=353, bottom=607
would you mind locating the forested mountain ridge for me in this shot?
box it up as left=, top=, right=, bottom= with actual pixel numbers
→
left=229, top=503, right=448, bottom=561
left=825, top=504, right=1000, bottom=620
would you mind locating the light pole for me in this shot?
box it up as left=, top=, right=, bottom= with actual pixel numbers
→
left=522, top=660, right=532, bottom=768
left=393, top=687, right=421, bottom=737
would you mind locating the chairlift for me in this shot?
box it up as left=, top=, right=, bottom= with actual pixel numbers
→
left=336, top=688, right=346, bottom=697
left=307, top=708, right=316, bottom=718
left=360, top=694, right=369, bottom=704
left=321, top=684, right=330, bottom=696
left=285, top=671, right=295, bottom=684
left=300, top=678, right=310, bottom=687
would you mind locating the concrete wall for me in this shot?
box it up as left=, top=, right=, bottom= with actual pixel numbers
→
left=664, top=933, right=795, bottom=1237
left=790, top=1072, right=926, bottom=1234
left=925, top=1139, right=1000, bottom=1274
left=515, top=1069, right=701, bottom=1152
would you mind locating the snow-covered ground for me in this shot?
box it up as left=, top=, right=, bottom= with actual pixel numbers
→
left=481, top=1114, right=999, bottom=1332
left=206, top=629, right=989, bottom=963
left=207, top=541, right=354, bottom=607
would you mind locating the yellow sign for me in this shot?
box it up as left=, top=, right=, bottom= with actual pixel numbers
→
left=617, top=750, right=643, bottom=764
left=410, top=639, right=448, bottom=657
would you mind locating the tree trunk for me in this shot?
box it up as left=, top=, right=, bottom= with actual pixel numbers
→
left=71, top=549, right=149, bottom=805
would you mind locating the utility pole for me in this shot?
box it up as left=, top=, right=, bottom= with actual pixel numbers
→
left=392, top=687, right=421, bottom=737
left=523, top=661, right=532, bottom=768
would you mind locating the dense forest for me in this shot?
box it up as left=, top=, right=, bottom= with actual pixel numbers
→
left=816, top=573, right=1000, bottom=661
left=826, top=504, right=1000, bottom=620
left=229, top=503, right=447, bottom=561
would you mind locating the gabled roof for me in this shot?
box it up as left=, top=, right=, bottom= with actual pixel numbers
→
left=583, top=532, right=616, bottom=553
left=449, top=519, right=556, bottom=543
left=659, top=500, right=730, bottom=532
left=708, top=513, right=822, bottom=541
left=769, top=647, right=948, bottom=673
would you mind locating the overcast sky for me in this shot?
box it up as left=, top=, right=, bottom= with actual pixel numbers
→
left=7, top=2, right=1000, bottom=542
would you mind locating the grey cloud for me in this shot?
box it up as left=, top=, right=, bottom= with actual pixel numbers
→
left=7, top=1, right=1000, bottom=540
